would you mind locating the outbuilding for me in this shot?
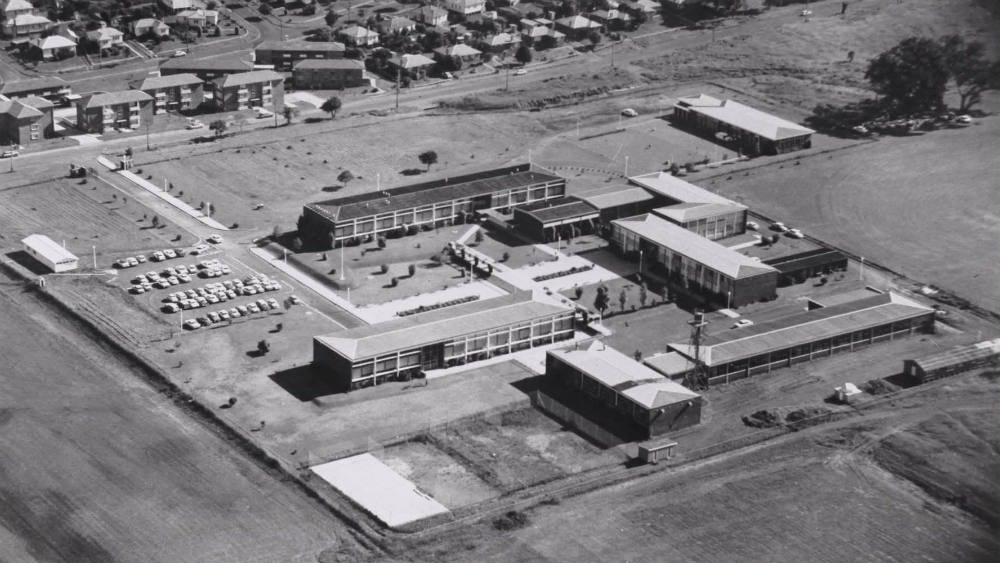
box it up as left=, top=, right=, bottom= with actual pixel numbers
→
left=21, top=234, right=78, bottom=272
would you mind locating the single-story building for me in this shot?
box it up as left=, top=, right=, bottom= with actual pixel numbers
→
left=611, top=213, right=777, bottom=307
left=292, top=58, right=366, bottom=89
left=137, top=73, right=204, bottom=113
left=666, top=291, right=935, bottom=386
left=904, top=338, right=1000, bottom=384
left=314, top=292, right=576, bottom=391
left=133, top=18, right=171, bottom=37
left=478, top=31, right=519, bottom=53
left=21, top=234, right=78, bottom=272
left=672, top=94, right=815, bottom=156
left=385, top=52, right=435, bottom=79
left=547, top=341, right=702, bottom=438
left=300, top=163, right=566, bottom=244
left=512, top=197, right=600, bottom=242
left=86, top=25, right=124, bottom=51
left=432, top=43, right=483, bottom=64
left=379, top=15, right=418, bottom=35
left=175, top=8, right=219, bottom=28
left=338, top=25, right=379, bottom=47
left=254, top=40, right=346, bottom=70
left=28, top=34, right=75, bottom=60
left=554, top=15, right=600, bottom=39
left=577, top=186, right=656, bottom=223
left=763, top=248, right=848, bottom=286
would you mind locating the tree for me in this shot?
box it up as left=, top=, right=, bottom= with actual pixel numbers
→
left=538, top=34, right=557, bottom=51
left=639, top=285, right=648, bottom=308
left=474, top=229, right=484, bottom=243
left=418, top=150, right=438, bottom=171
left=337, top=170, right=354, bottom=185
left=209, top=119, right=227, bottom=137
left=380, top=263, right=389, bottom=274
left=377, top=236, right=386, bottom=249
left=151, top=215, right=160, bottom=228
left=593, top=288, right=609, bottom=317
left=618, top=288, right=627, bottom=312
left=325, top=10, right=340, bottom=26
left=588, top=31, right=601, bottom=45
left=866, top=37, right=949, bottom=116
left=574, top=286, right=583, bottom=300
left=257, top=339, right=270, bottom=354
left=283, top=106, right=296, bottom=125
left=258, top=3, right=271, bottom=15
left=501, top=251, right=510, bottom=262
left=633, top=349, right=642, bottom=362
left=320, top=95, right=342, bottom=118
left=408, top=264, right=416, bottom=277
left=273, top=225, right=282, bottom=238
left=940, top=35, right=1000, bottom=113
left=515, top=44, right=532, bottom=65
left=291, top=236, right=303, bottom=251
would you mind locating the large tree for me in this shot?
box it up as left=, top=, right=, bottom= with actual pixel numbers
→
left=320, top=96, right=342, bottom=118
left=940, top=35, right=1000, bottom=113
left=515, top=44, right=532, bottom=65
left=865, top=37, right=949, bottom=116
left=418, top=150, right=438, bottom=171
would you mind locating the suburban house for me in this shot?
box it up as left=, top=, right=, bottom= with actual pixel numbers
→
left=0, top=76, right=70, bottom=100
left=416, top=5, right=448, bottom=27
left=254, top=40, right=346, bottom=70
left=292, top=59, right=366, bottom=89
left=2, top=0, right=35, bottom=20
left=554, top=15, right=600, bottom=39
left=432, top=43, right=482, bottom=65
left=210, top=69, right=284, bottom=112
left=28, top=34, right=76, bottom=60
left=338, top=25, right=379, bottom=47
left=4, top=13, right=50, bottom=36
left=137, top=73, right=203, bottom=113
left=379, top=16, right=417, bottom=35
left=385, top=52, right=435, bottom=79
left=133, top=18, right=170, bottom=38
left=159, top=55, right=253, bottom=80
left=86, top=26, right=125, bottom=51
left=478, top=32, right=520, bottom=53
left=589, top=8, right=630, bottom=26
left=444, top=0, right=486, bottom=17
left=672, top=94, right=815, bottom=155
left=159, top=0, right=195, bottom=13
left=75, top=90, right=154, bottom=134
left=0, top=95, right=53, bottom=145
left=521, top=23, right=564, bottom=44
left=175, top=8, right=219, bottom=28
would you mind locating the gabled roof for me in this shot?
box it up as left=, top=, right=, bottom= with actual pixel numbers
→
left=255, top=40, right=345, bottom=53
left=18, top=94, right=52, bottom=109
left=911, top=338, right=1000, bottom=372
left=293, top=58, right=364, bottom=70
left=654, top=202, right=744, bottom=223
left=419, top=4, right=448, bottom=18
left=578, top=186, right=654, bottom=210
left=674, top=94, right=814, bottom=141
left=0, top=76, right=68, bottom=94
left=667, top=292, right=934, bottom=366
left=213, top=69, right=283, bottom=88
left=0, top=98, right=43, bottom=118
left=134, top=17, right=168, bottom=29
left=138, top=73, right=202, bottom=90
left=30, top=34, right=75, bottom=49
left=433, top=43, right=482, bottom=57
left=21, top=234, right=78, bottom=263
left=339, top=25, right=378, bottom=38
left=555, top=15, right=599, bottom=28
left=80, top=89, right=152, bottom=108
left=612, top=214, right=775, bottom=279
left=628, top=171, right=742, bottom=206
left=388, top=52, right=434, bottom=69
left=482, top=32, right=519, bottom=46
left=87, top=26, right=123, bottom=40
left=11, top=13, right=49, bottom=25
left=383, top=16, right=417, bottom=30
left=3, top=0, right=35, bottom=12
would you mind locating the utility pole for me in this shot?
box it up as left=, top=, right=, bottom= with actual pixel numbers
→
left=340, top=242, right=345, bottom=281
left=8, top=144, right=13, bottom=173
left=686, top=310, right=709, bottom=390
left=145, top=120, right=151, bottom=151
left=610, top=40, right=615, bottom=68
left=92, top=245, right=97, bottom=269
left=395, top=66, right=400, bottom=111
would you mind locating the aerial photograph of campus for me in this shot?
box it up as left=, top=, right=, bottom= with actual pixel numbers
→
left=0, top=0, right=997, bottom=560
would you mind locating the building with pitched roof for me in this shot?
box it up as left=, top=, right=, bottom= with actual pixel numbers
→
left=611, top=213, right=777, bottom=307
left=4, top=12, right=50, bottom=36
left=338, top=25, right=379, bottom=46
left=0, top=94, right=52, bottom=144
left=137, top=73, right=203, bottom=113
left=904, top=338, right=1000, bottom=384
left=75, top=90, right=153, bottom=133
left=417, top=4, right=448, bottom=26
left=28, top=33, right=76, bottom=60
left=86, top=25, right=124, bottom=50
left=254, top=40, right=346, bottom=70
left=628, top=171, right=748, bottom=240
left=554, top=15, right=600, bottom=39
left=314, top=291, right=576, bottom=391
left=300, top=163, right=566, bottom=244
left=512, top=197, right=599, bottom=241
left=159, top=55, right=253, bottom=80
left=673, top=94, right=815, bottom=156
left=385, top=52, right=435, bottom=79
left=292, top=58, right=366, bottom=89
left=577, top=186, right=655, bottom=222
left=444, top=0, right=486, bottom=16
left=209, top=69, right=284, bottom=112
left=379, top=15, right=417, bottom=35
left=432, top=43, right=482, bottom=64
left=21, top=234, right=78, bottom=272
left=133, top=18, right=170, bottom=37
left=0, top=76, right=70, bottom=100
left=547, top=341, right=702, bottom=438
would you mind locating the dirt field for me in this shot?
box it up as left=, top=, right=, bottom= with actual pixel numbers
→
left=376, top=439, right=500, bottom=509
left=0, top=271, right=368, bottom=563
left=391, top=371, right=1000, bottom=563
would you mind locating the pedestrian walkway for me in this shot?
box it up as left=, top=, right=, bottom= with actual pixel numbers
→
left=97, top=156, right=230, bottom=230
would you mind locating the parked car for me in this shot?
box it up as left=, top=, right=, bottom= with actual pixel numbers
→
left=732, top=319, right=755, bottom=329
left=787, top=228, right=805, bottom=239
left=135, top=254, right=147, bottom=263
left=183, top=319, right=201, bottom=330
left=164, top=249, right=177, bottom=259
left=186, top=119, right=205, bottom=130
left=770, top=221, right=789, bottom=232
left=173, top=50, right=187, bottom=57
left=255, top=108, right=274, bottom=119
left=0, top=149, right=19, bottom=158
left=207, top=234, right=223, bottom=244
left=621, top=108, right=638, bottom=117
left=162, top=303, right=180, bottom=313
left=746, top=221, right=759, bottom=231
left=513, top=68, right=527, bottom=76
left=955, top=114, right=972, bottom=125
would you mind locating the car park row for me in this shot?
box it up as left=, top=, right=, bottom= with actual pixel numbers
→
left=128, top=260, right=232, bottom=294
left=182, top=298, right=282, bottom=331
left=162, top=275, right=282, bottom=314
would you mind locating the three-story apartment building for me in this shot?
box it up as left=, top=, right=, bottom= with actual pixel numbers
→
left=138, top=73, right=204, bottom=113
left=209, top=70, right=284, bottom=112
left=75, top=90, right=153, bottom=134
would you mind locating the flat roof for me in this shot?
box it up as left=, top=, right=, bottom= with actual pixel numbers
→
left=654, top=202, right=745, bottom=224
left=612, top=214, right=775, bottom=279
left=316, top=292, right=572, bottom=361
left=307, top=164, right=564, bottom=222
left=578, top=186, right=654, bottom=210
left=21, top=234, right=78, bottom=263
left=549, top=341, right=700, bottom=409
left=256, top=40, right=345, bottom=52
left=515, top=197, right=598, bottom=224
left=911, top=338, right=1000, bottom=372
left=675, top=94, right=814, bottom=141
left=311, top=454, right=449, bottom=528
left=160, top=56, right=253, bottom=72
left=668, top=292, right=933, bottom=366
left=806, top=287, right=883, bottom=309
left=138, top=73, right=202, bottom=90
left=644, top=351, right=697, bottom=378
left=628, top=171, right=745, bottom=207
left=293, top=58, right=364, bottom=70
left=764, top=247, right=848, bottom=274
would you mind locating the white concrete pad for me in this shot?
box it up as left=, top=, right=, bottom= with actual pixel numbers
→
left=285, top=91, right=326, bottom=108
left=311, top=453, right=450, bottom=528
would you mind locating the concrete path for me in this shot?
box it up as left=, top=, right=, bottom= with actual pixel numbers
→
left=515, top=254, right=620, bottom=294
left=356, top=280, right=507, bottom=324
left=97, top=156, right=230, bottom=230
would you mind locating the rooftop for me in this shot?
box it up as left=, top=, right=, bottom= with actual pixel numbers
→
left=0, top=98, right=43, bottom=118
left=3, top=0, right=34, bottom=11
left=388, top=53, right=435, bottom=69
left=214, top=69, right=283, bottom=88
left=293, top=58, right=364, bottom=70
left=80, top=90, right=153, bottom=108
left=256, top=40, right=345, bottom=52
left=316, top=292, right=572, bottom=360
left=910, top=338, right=1000, bottom=372
left=21, top=234, right=78, bottom=263
left=628, top=171, right=745, bottom=207
left=11, top=13, right=49, bottom=24
left=433, top=43, right=482, bottom=57
left=578, top=186, right=655, bottom=210
left=549, top=341, right=700, bottom=409
left=555, top=15, right=599, bottom=28
left=668, top=292, right=934, bottom=366
left=138, top=73, right=202, bottom=90
left=160, top=56, right=253, bottom=72
left=654, top=202, right=745, bottom=224
left=307, top=163, right=564, bottom=222
left=0, top=76, right=68, bottom=95
left=31, top=35, right=76, bottom=49
left=515, top=197, right=599, bottom=224
left=675, top=94, right=815, bottom=141
left=612, top=214, right=775, bottom=279
left=643, top=351, right=697, bottom=378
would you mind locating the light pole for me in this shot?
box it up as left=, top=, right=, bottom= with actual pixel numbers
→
left=92, top=245, right=97, bottom=269
left=624, top=155, right=629, bottom=177
left=859, top=256, right=865, bottom=281
left=339, top=241, right=345, bottom=281
left=727, top=290, right=732, bottom=309
left=145, top=120, right=151, bottom=151
left=8, top=143, right=14, bottom=173
left=283, top=248, right=287, bottom=264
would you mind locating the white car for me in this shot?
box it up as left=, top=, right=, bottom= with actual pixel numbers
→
left=173, top=50, right=187, bottom=57
left=787, top=228, right=805, bottom=239
left=207, top=234, right=223, bottom=244
left=164, top=249, right=177, bottom=259
left=255, top=108, right=274, bottom=119
left=183, top=319, right=201, bottom=330
left=513, top=69, right=527, bottom=76
left=771, top=222, right=789, bottom=232
left=732, top=319, right=755, bottom=329
left=621, top=108, right=638, bottom=117
left=746, top=221, right=759, bottom=231
left=186, top=119, right=205, bottom=130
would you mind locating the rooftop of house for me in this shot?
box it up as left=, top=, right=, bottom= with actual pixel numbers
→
left=138, top=73, right=203, bottom=90
left=0, top=75, right=68, bottom=94
left=256, top=40, right=345, bottom=52
left=79, top=89, right=153, bottom=108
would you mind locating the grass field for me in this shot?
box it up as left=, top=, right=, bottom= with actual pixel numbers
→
left=0, top=271, right=366, bottom=563
left=377, top=439, right=500, bottom=509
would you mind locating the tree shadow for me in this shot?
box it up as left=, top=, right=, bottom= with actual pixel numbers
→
left=246, top=349, right=266, bottom=358
left=269, top=364, right=344, bottom=401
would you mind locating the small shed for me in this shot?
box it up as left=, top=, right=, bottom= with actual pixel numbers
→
left=21, top=234, right=78, bottom=272
left=904, top=338, right=1000, bottom=383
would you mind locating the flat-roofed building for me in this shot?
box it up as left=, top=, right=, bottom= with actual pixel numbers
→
left=137, top=73, right=204, bottom=113
left=547, top=341, right=702, bottom=438
left=75, top=90, right=153, bottom=133
left=673, top=94, right=814, bottom=156
left=667, top=291, right=935, bottom=386
left=314, top=292, right=576, bottom=391
left=301, top=163, right=566, bottom=245
left=292, top=58, right=366, bottom=89
left=21, top=234, right=78, bottom=272
left=578, top=186, right=656, bottom=223
left=210, top=69, right=284, bottom=112
left=764, top=247, right=848, bottom=286
left=255, top=40, right=346, bottom=70
left=611, top=213, right=777, bottom=307
left=512, top=197, right=599, bottom=241
left=904, top=338, right=1000, bottom=384
left=628, top=171, right=747, bottom=240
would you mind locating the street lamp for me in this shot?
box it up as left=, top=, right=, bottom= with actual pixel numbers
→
left=727, top=290, right=732, bottom=309
left=638, top=249, right=643, bottom=273
left=8, top=144, right=14, bottom=173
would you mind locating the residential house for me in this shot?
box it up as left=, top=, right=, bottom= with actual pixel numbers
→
left=76, top=90, right=154, bottom=134
left=175, top=8, right=219, bottom=28
left=589, top=8, right=630, bottom=26
left=159, top=55, right=253, bottom=80
left=521, top=22, right=564, bottom=45
left=254, top=40, right=345, bottom=70
left=0, top=76, right=70, bottom=100
left=378, top=15, right=417, bottom=35
left=28, top=34, right=76, bottom=59
left=137, top=73, right=203, bottom=113
left=86, top=26, right=124, bottom=51
left=416, top=5, right=448, bottom=27
left=292, top=59, right=366, bottom=89
left=622, top=0, right=657, bottom=12
left=0, top=95, right=53, bottom=145
left=554, top=14, right=600, bottom=39
left=133, top=18, right=170, bottom=38
left=159, top=0, right=195, bottom=13
left=444, top=0, right=486, bottom=17
left=338, top=25, right=379, bottom=47
left=478, top=31, right=519, bottom=53
left=432, top=43, right=482, bottom=65
left=5, top=13, right=50, bottom=36
left=3, top=0, right=34, bottom=20
left=210, top=69, right=284, bottom=112
left=386, top=52, right=435, bottom=79
left=52, top=22, right=79, bottom=42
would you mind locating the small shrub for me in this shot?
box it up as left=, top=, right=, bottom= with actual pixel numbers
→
left=380, top=263, right=389, bottom=274
left=501, top=251, right=510, bottom=262
left=408, top=264, right=416, bottom=277
left=493, top=510, right=529, bottom=531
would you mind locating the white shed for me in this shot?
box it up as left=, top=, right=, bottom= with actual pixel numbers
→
left=21, top=234, right=78, bottom=272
